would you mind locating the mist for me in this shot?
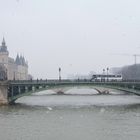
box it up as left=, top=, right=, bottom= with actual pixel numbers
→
left=0, top=0, right=140, bottom=79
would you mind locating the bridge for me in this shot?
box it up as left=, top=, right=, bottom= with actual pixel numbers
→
left=0, top=80, right=140, bottom=105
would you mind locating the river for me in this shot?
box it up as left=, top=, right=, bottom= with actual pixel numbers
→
left=0, top=88, right=140, bottom=140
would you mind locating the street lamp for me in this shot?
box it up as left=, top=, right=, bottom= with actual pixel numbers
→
left=102, top=69, right=105, bottom=82
left=59, top=67, right=61, bottom=82
left=107, top=67, right=109, bottom=82
left=13, top=71, right=16, bottom=80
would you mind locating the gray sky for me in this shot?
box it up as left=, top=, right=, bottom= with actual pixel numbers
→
left=0, top=0, right=140, bottom=79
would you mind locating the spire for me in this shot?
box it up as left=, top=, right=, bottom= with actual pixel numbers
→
left=0, top=37, right=8, bottom=53
left=2, top=37, right=6, bottom=46
left=20, top=55, right=23, bottom=65
left=15, top=54, right=20, bottom=65
left=22, top=56, right=25, bottom=65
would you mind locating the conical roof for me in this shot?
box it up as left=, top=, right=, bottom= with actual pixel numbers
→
left=0, top=37, right=8, bottom=53
left=15, top=54, right=21, bottom=65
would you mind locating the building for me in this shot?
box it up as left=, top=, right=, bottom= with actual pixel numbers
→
left=0, top=38, right=29, bottom=80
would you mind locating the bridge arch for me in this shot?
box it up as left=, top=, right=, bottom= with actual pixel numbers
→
left=6, top=81, right=140, bottom=104
left=51, top=86, right=110, bottom=95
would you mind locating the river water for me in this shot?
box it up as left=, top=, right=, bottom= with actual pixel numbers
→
left=0, top=88, right=140, bottom=140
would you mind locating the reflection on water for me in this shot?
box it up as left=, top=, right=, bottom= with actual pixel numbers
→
left=0, top=88, right=140, bottom=140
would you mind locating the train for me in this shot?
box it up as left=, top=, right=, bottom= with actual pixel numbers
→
left=90, top=74, right=122, bottom=82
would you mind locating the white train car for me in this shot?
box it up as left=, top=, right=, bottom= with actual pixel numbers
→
left=91, top=74, right=122, bottom=82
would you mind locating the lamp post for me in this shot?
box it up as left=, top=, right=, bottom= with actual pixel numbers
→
left=13, top=72, right=15, bottom=81
left=102, top=69, right=105, bottom=82
left=107, top=67, right=109, bottom=82
left=59, top=67, right=61, bottom=82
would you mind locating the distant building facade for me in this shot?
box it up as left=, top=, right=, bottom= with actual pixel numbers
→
left=0, top=38, right=29, bottom=80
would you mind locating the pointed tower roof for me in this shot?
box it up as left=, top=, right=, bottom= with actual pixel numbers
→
left=19, top=55, right=23, bottom=65
left=0, top=37, right=8, bottom=53
left=22, top=56, right=25, bottom=65
left=15, top=54, right=20, bottom=65
left=2, top=37, right=6, bottom=46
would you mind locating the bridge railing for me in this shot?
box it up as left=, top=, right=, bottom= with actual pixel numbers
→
left=8, top=79, right=140, bottom=84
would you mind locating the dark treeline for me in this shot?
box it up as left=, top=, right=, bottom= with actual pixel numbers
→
left=112, top=64, right=140, bottom=80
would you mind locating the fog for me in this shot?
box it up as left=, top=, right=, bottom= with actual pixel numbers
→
left=0, top=0, right=140, bottom=79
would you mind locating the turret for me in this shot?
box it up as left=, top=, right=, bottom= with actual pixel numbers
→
left=0, top=37, right=9, bottom=53
left=15, top=54, right=20, bottom=65
left=0, top=38, right=9, bottom=67
left=2, top=38, right=5, bottom=46
left=15, top=54, right=28, bottom=66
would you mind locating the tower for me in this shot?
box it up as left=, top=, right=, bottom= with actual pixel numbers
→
left=0, top=37, right=9, bottom=69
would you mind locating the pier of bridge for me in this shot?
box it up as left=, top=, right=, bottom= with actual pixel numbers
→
left=0, top=81, right=8, bottom=105
left=0, top=80, right=140, bottom=105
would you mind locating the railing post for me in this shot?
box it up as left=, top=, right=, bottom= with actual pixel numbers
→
left=32, top=86, right=35, bottom=92
left=11, top=86, right=14, bottom=97
left=18, top=86, right=21, bottom=94
left=25, top=86, right=28, bottom=93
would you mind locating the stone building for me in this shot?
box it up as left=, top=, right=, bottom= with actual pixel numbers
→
left=0, top=38, right=29, bottom=80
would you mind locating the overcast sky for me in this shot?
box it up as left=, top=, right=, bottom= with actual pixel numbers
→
left=0, top=0, right=140, bottom=79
